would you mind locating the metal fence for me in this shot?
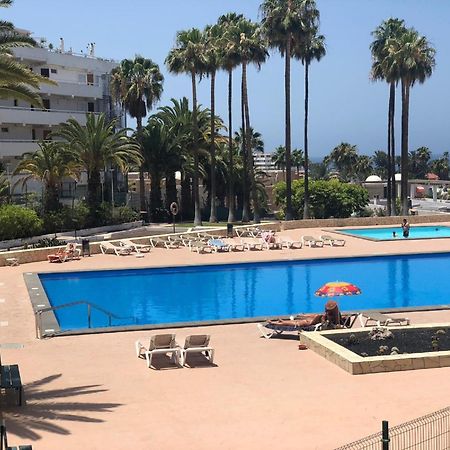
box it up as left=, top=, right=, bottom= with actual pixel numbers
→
left=336, top=407, right=450, bottom=450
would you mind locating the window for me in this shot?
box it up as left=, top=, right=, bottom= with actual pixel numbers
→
left=87, top=102, right=95, bottom=112
left=13, top=99, right=18, bottom=107
left=40, top=68, right=50, bottom=78
left=42, top=99, right=50, bottom=110
left=1, top=127, right=9, bottom=133
left=31, top=129, right=36, bottom=140
left=86, top=73, right=94, bottom=85
left=43, top=129, right=51, bottom=140
left=51, top=68, right=57, bottom=74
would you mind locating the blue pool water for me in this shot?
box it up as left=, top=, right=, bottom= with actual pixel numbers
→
left=338, top=225, right=450, bottom=241
left=39, top=253, right=450, bottom=331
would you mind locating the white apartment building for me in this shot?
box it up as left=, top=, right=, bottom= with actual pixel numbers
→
left=0, top=33, right=123, bottom=197
left=254, top=153, right=276, bottom=172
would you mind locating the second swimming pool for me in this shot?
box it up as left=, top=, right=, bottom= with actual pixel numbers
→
left=38, top=252, right=450, bottom=331
left=336, top=225, right=450, bottom=241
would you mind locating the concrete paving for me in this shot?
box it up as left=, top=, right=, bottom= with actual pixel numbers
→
left=1, top=225, right=450, bottom=449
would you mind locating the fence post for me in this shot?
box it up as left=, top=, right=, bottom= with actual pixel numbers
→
left=382, top=420, right=390, bottom=450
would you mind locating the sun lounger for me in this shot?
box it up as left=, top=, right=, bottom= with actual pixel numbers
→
left=150, top=236, right=180, bottom=249
left=240, top=238, right=264, bottom=251
left=99, top=241, right=133, bottom=256
left=47, top=243, right=81, bottom=263
left=280, top=237, right=302, bottom=249
left=358, top=311, right=410, bottom=327
left=302, top=235, right=324, bottom=248
left=120, top=239, right=151, bottom=253
left=320, top=235, right=346, bottom=247
left=135, top=334, right=182, bottom=369
left=180, top=335, right=215, bottom=366
left=222, top=238, right=245, bottom=252
left=189, top=240, right=214, bottom=254
left=208, top=239, right=231, bottom=252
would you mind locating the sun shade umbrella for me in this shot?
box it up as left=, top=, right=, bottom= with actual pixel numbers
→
left=315, top=281, right=361, bottom=298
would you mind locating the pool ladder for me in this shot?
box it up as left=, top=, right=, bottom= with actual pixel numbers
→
left=34, top=300, right=137, bottom=338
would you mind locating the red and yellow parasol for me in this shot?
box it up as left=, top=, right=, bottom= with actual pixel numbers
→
left=315, top=281, right=361, bottom=298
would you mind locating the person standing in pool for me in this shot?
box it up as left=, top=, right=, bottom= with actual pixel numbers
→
left=401, top=218, right=410, bottom=238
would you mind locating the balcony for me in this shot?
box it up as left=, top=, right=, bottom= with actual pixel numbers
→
left=39, top=80, right=104, bottom=99
left=0, top=106, right=98, bottom=127
left=0, top=140, right=40, bottom=157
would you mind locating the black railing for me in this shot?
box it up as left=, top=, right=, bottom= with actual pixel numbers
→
left=0, top=421, right=7, bottom=450
left=336, top=407, right=450, bottom=449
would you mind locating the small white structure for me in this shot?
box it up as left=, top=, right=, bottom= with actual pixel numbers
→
left=365, top=175, right=382, bottom=183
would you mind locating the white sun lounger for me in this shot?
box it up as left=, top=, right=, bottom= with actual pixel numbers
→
left=150, top=236, right=180, bottom=249
left=320, top=235, right=346, bottom=247
left=181, top=334, right=215, bottom=366
left=120, top=239, right=151, bottom=253
left=99, top=241, right=133, bottom=256
left=240, top=238, right=264, bottom=251
left=222, top=238, right=245, bottom=252
left=358, top=312, right=410, bottom=327
left=135, top=334, right=182, bottom=369
left=280, top=237, right=302, bottom=249
left=189, top=240, right=214, bottom=254
left=302, top=236, right=324, bottom=248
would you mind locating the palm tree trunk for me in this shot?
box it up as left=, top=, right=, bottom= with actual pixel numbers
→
left=400, top=79, right=410, bottom=215
left=209, top=70, right=217, bottom=223
left=285, top=37, right=293, bottom=221
left=180, top=173, right=192, bottom=220
left=386, top=84, right=392, bottom=216
left=191, top=70, right=202, bottom=226
left=243, top=62, right=259, bottom=224
left=87, top=170, right=101, bottom=225
left=149, top=173, right=162, bottom=222
left=136, top=115, right=146, bottom=214
left=241, top=63, right=250, bottom=223
left=303, top=61, right=310, bottom=219
left=227, top=69, right=236, bottom=223
left=390, top=82, right=397, bottom=215
left=165, top=170, right=177, bottom=209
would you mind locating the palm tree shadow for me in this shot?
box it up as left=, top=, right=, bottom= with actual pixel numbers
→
left=0, top=373, right=122, bottom=441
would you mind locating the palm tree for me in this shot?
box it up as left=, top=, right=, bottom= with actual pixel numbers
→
left=232, top=18, right=268, bottom=223
left=326, top=142, right=358, bottom=181
left=0, top=1, right=55, bottom=105
left=294, top=31, right=325, bottom=218
left=354, top=155, right=373, bottom=182
left=388, top=28, right=435, bottom=214
left=54, top=113, right=142, bottom=223
left=291, top=148, right=304, bottom=175
left=218, top=13, right=244, bottom=223
left=166, top=29, right=205, bottom=226
left=370, top=18, right=406, bottom=216
left=203, top=24, right=223, bottom=223
left=431, top=152, right=449, bottom=180
left=13, top=142, right=77, bottom=212
left=110, top=56, right=164, bottom=214
left=271, top=145, right=286, bottom=176
left=373, top=150, right=389, bottom=179
left=261, top=0, right=319, bottom=221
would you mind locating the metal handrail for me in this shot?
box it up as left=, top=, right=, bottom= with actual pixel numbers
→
left=0, top=421, right=7, bottom=450
left=35, top=300, right=137, bottom=338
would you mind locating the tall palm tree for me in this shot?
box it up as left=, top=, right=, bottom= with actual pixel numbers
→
left=271, top=145, right=286, bottom=177
left=14, top=141, right=78, bottom=212
left=166, top=29, right=205, bottom=226
left=294, top=31, right=325, bottom=218
left=218, top=13, right=244, bottom=223
left=110, top=56, right=164, bottom=214
left=232, top=18, right=267, bottom=223
left=326, top=142, right=358, bottom=181
left=291, top=148, right=304, bottom=175
left=261, top=0, right=319, bottom=221
left=0, top=0, right=55, bottom=105
left=54, top=113, right=142, bottom=223
left=203, top=24, right=222, bottom=223
left=370, top=18, right=406, bottom=216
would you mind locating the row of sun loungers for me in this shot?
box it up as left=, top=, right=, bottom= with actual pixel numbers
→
left=97, top=232, right=346, bottom=256
left=135, top=334, right=215, bottom=369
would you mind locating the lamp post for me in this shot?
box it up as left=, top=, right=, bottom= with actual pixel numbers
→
left=6, top=163, right=11, bottom=203
left=110, top=168, right=114, bottom=208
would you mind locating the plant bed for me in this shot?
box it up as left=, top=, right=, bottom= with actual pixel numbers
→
left=325, top=326, right=450, bottom=357
left=299, top=324, right=450, bottom=375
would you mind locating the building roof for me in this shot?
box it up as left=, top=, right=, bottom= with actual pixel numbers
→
left=365, top=175, right=382, bottom=182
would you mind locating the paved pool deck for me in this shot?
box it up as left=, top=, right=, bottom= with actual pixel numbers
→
left=1, top=224, right=450, bottom=449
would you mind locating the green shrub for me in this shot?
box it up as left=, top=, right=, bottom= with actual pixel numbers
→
left=0, top=205, right=43, bottom=240
left=41, top=203, right=90, bottom=234
left=273, top=179, right=369, bottom=219
left=113, top=206, right=139, bottom=224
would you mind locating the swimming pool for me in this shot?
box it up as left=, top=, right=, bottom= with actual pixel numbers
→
left=37, top=252, right=450, bottom=331
left=337, top=225, right=450, bottom=241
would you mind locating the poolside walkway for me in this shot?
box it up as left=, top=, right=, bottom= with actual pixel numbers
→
left=1, top=224, right=450, bottom=449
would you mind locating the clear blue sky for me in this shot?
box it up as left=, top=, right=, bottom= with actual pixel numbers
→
left=5, top=1, right=450, bottom=158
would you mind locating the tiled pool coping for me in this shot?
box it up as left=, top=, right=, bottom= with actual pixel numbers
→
left=300, top=324, right=450, bottom=375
